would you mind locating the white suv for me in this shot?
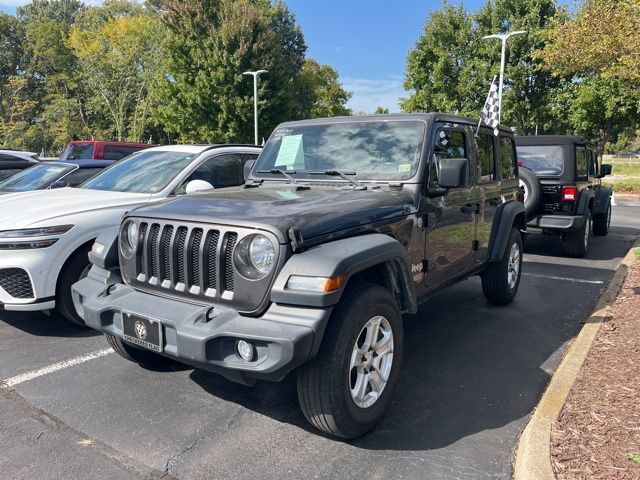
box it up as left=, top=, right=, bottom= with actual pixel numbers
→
left=0, top=144, right=261, bottom=323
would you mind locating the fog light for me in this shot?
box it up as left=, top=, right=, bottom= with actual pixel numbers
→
left=236, top=340, right=254, bottom=362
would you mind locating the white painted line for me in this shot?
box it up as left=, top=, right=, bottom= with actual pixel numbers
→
left=523, top=272, right=604, bottom=285
left=2, top=348, right=114, bottom=387
left=611, top=192, right=617, bottom=206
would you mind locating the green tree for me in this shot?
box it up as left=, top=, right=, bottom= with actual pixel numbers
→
left=68, top=14, right=165, bottom=141
left=298, top=58, right=351, bottom=118
left=154, top=0, right=308, bottom=143
left=374, top=106, right=390, bottom=114
left=402, top=0, right=568, bottom=135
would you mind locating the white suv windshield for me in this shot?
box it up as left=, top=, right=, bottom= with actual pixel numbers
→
left=255, top=121, right=426, bottom=181
left=81, top=150, right=197, bottom=193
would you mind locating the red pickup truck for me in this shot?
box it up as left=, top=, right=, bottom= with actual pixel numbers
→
left=60, top=141, right=154, bottom=162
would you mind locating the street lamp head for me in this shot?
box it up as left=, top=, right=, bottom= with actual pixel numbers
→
left=482, top=34, right=504, bottom=40
left=256, top=69, right=268, bottom=75
left=243, top=70, right=269, bottom=76
left=510, top=30, right=527, bottom=36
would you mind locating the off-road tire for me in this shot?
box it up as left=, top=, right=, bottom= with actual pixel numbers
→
left=593, top=200, right=611, bottom=236
left=56, top=245, right=92, bottom=325
left=105, top=334, right=173, bottom=367
left=482, top=228, right=523, bottom=305
left=565, top=211, right=591, bottom=257
left=296, top=283, right=404, bottom=439
left=518, top=167, right=540, bottom=216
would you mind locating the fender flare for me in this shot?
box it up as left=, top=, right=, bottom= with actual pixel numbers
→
left=271, top=233, right=417, bottom=313
left=576, top=189, right=595, bottom=216
left=488, top=201, right=526, bottom=262
left=593, top=186, right=612, bottom=216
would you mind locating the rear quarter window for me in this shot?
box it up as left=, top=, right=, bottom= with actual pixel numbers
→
left=576, top=146, right=588, bottom=178
left=499, top=136, right=517, bottom=180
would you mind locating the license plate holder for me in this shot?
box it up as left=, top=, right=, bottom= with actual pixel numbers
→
left=122, top=312, right=163, bottom=352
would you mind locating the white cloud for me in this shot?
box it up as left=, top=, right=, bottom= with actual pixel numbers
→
left=343, top=76, right=407, bottom=114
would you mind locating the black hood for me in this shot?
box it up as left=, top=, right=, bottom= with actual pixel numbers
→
left=128, top=183, right=412, bottom=245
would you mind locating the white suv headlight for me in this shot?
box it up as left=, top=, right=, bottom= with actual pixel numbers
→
left=234, top=234, right=276, bottom=279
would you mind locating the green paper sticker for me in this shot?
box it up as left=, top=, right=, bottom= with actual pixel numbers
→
left=275, top=134, right=304, bottom=169
left=398, top=163, right=411, bottom=173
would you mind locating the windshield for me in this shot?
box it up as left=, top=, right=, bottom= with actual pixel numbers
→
left=517, top=145, right=565, bottom=175
left=255, top=120, right=426, bottom=181
left=60, top=143, right=95, bottom=161
left=0, top=163, right=73, bottom=191
left=81, top=150, right=197, bottom=193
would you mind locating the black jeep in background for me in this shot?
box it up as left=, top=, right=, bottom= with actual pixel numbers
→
left=516, top=135, right=612, bottom=257
left=74, top=114, right=526, bottom=439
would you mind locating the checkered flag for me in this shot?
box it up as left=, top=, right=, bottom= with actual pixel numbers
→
left=478, top=76, right=500, bottom=136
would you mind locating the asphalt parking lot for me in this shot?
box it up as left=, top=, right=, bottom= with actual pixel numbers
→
left=1, top=199, right=639, bottom=480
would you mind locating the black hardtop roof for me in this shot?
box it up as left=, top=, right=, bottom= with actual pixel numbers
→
left=276, top=113, right=514, bottom=134
left=515, top=135, right=590, bottom=146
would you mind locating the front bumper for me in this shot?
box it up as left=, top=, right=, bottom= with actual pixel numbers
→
left=72, top=267, right=333, bottom=384
left=0, top=247, right=59, bottom=310
left=526, top=214, right=585, bottom=232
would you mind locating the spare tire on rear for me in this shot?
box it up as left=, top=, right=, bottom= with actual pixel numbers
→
left=518, top=167, right=540, bottom=215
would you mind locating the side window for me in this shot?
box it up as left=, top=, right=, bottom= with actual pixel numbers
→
left=430, top=128, right=467, bottom=187
left=576, top=146, right=588, bottom=178
left=0, top=154, right=27, bottom=162
left=103, top=145, right=141, bottom=161
left=175, top=154, right=245, bottom=195
left=588, top=149, right=598, bottom=177
left=62, top=168, right=103, bottom=186
left=475, top=133, right=496, bottom=183
left=499, top=136, right=517, bottom=180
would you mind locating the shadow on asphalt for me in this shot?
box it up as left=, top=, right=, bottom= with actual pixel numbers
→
left=0, top=310, right=99, bottom=338
left=188, top=266, right=608, bottom=450
left=523, top=225, right=638, bottom=261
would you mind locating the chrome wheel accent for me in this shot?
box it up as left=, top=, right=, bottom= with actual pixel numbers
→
left=607, top=206, right=611, bottom=230
left=507, top=242, right=521, bottom=290
left=519, top=178, right=529, bottom=203
left=349, top=315, right=394, bottom=409
left=584, top=215, right=591, bottom=248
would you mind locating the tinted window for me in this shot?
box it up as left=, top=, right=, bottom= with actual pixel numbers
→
left=256, top=121, right=426, bottom=181
left=517, top=145, right=565, bottom=175
left=103, top=145, right=144, bottom=161
left=82, top=150, right=197, bottom=193
left=62, top=167, right=104, bottom=186
left=60, top=143, right=95, bottom=160
left=430, top=128, right=467, bottom=187
left=588, top=150, right=598, bottom=177
left=0, top=153, right=29, bottom=162
left=475, top=133, right=495, bottom=183
left=175, top=154, right=248, bottom=194
left=499, top=136, right=517, bottom=180
left=0, top=169, right=23, bottom=180
left=0, top=163, right=72, bottom=191
left=576, top=146, right=588, bottom=177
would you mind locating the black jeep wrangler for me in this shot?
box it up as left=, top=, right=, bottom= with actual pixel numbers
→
left=73, top=114, right=525, bottom=438
left=516, top=136, right=612, bottom=257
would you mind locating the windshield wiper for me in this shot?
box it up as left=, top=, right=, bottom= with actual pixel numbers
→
left=258, top=168, right=300, bottom=184
left=309, top=170, right=366, bottom=190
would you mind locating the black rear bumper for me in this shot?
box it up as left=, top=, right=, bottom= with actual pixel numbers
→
left=527, top=214, right=584, bottom=232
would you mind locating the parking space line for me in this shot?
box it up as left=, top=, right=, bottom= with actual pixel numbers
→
left=1, top=348, right=113, bottom=388
left=523, top=272, right=604, bottom=285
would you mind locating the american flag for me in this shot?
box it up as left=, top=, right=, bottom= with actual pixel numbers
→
left=479, top=76, right=500, bottom=136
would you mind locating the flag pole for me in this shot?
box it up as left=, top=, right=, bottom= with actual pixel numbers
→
left=476, top=75, right=497, bottom=137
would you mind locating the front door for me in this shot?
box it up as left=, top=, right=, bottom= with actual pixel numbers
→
left=424, top=125, right=477, bottom=287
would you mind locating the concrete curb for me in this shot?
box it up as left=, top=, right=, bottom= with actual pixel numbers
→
left=513, top=238, right=640, bottom=480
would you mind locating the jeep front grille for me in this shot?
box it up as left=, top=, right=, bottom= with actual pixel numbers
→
left=134, top=221, right=236, bottom=294
left=0, top=268, right=34, bottom=299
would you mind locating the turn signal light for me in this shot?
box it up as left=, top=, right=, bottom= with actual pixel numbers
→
left=562, top=186, right=578, bottom=202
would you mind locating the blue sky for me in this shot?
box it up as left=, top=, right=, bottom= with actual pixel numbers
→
left=0, top=0, right=487, bottom=112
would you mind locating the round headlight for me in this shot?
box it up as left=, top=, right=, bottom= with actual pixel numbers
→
left=249, top=235, right=275, bottom=274
left=120, top=220, right=138, bottom=258
left=233, top=234, right=276, bottom=280
left=126, top=221, right=139, bottom=250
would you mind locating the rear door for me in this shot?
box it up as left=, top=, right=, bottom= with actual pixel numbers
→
left=424, top=124, right=476, bottom=287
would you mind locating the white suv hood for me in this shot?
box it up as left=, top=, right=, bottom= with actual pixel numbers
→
left=0, top=187, right=151, bottom=229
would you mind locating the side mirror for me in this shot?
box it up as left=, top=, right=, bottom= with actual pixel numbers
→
left=599, top=164, right=612, bottom=177
left=243, top=159, right=256, bottom=182
left=49, top=180, right=69, bottom=189
left=185, top=179, right=214, bottom=194
left=438, top=158, right=469, bottom=189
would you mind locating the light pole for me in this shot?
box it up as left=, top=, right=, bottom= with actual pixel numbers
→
left=243, top=69, right=268, bottom=145
left=482, top=30, right=526, bottom=123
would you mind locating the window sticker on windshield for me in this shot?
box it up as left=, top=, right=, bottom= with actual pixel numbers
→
left=273, top=128, right=293, bottom=140
left=398, top=163, right=411, bottom=173
left=275, top=190, right=299, bottom=200
left=275, top=134, right=304, bottom=169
